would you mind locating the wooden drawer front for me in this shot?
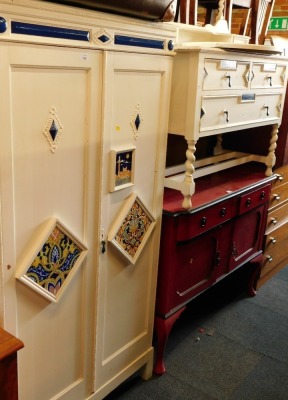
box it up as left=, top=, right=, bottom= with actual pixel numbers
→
left=265, top=221, right=288, bottom=251
left=251, top=62, right=286, bottom=89
left=269, top=182, right=288, bottom=208
left=238, top=184, right=270, bottom=215
left=272, top=166, right=288, bottom=189
left=203, top=58, right=249, bottom=91
left=176, top=200, right=234, bottom=241
left=258, top=256, right=288, bottom=289
left=262, top=235, right=288, bottom=276
left=200, top=93, right=281, bottom=133
left=267, top=201, right=288, bottom=230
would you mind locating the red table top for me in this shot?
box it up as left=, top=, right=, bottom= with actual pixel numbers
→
left=163, top=163, right=274, bottom=214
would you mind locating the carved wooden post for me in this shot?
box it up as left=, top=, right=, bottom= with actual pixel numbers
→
left=181, top=139, right=196, bottom=209
left=216, top=0, right=225, bottom=23
left=265, top=123, right=278, bottom=176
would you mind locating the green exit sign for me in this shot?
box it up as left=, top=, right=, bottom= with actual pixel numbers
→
left=269, top=16, right=288, bottom=30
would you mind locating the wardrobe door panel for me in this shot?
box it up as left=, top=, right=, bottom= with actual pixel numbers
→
left=95, top=51, right=172, bottom=396
left=0, top=42, right=102, bottom=400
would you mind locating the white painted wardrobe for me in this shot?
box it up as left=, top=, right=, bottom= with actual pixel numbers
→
left=0, top=1, right=175, bottom=398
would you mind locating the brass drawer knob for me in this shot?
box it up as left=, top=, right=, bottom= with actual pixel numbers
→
left=275, top=174, right=284, bottom=182
left=200, top=217, right=207, bottom=227
left=273, top=194, right=280, bottom=201
left=270, top=217, right=278, bottom=225
left=266, top=255, right=273, bottom=262
left=220, top=207, right=226, bottom=217
left=269, top=236, right=277, bottom=245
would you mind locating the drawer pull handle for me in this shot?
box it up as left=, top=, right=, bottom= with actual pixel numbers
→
left=223, top=109, right=229, bottom=123
left=220, top=208, right=226, bottom=217
left=232, top=242, right=238, bottom=257
left=275, top=173, right=284, bottom=182
left=263, top=104, right=270, bottom=116
left=269, top=236, right=277, bottom=244
left=200, top=217, right=207, bottom=227
left=224, top=73, right=231, bottom=87
left=215, top=251, right=221, bottom=266
left=260, top=191, right=266, bottom=200
left=266, top=255, right=273, bottom=262
left=266, top=75, right=272, bottom=86
left=273, top=194, right=280, bottom=201
left=270, top=217, right=278, bottom=225
left=245, top=198, right=252, bottom=207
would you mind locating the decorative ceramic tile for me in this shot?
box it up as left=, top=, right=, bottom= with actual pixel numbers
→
left=92, top=28, right=112, bottom=45
left=108, top=193, right=155, bottom=265
left=43, top=107, right=64, bottom=153
left=109, top=147, right=135, bottom=192
left=130, top=103, right=144, bottom=140
left=16, top=218, right=88, bottom=302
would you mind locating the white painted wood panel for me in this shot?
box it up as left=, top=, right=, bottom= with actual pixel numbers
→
left=0, top=42, right=102, bottom=400
left=93, top=51, right=172, bottom=398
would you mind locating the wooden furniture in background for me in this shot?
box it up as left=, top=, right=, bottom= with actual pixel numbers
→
left=176, top=0, right=275, bottom=44
left=0, top=328, right=24, bottom=400
left=177, top=0, right=226, bottom=25
left=227, top=0, right=276, bottom=44
left=257, top=79, right=288, bottom=288
left=258, top=165, right=288, bottom=287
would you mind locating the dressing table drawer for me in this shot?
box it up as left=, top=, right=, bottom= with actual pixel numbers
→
left=203, top=58, right=249, bottom=91
left=200, top=93, right=281, bottom=133
left=251, top=62, right=286, bottom=89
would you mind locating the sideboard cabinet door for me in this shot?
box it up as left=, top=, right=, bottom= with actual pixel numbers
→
left=229, top=203, right=268, bottom=272
left=0, top=42, right=102, bottom=400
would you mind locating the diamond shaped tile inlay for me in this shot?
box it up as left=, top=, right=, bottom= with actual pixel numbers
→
left=135, top=114, right=141, bottom=130
left=98, top=34, right=110, bottom=43
left=43, top=107, right=63, bottom=153
left=130, top=104, right=144, bottom=140
left=93, top=28, right=112, bottom=45
left=49, top=120, right=59, bottom=141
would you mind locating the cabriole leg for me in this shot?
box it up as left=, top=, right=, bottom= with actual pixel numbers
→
left=153, top=307, right=186, bottom=375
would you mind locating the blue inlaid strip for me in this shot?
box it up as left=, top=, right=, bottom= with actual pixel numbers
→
left=11, top=21, right=89, bottom=42
left=115, top=35, right=164, bottom=50
left=0, top=17, right=7, bottom=33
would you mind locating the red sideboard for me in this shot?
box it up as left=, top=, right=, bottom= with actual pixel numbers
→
left=154, top=163, right=274, bottom=375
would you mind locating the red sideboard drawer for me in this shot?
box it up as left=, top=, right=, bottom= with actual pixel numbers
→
left=176, top=199, right=235, bottom=241
left=238, top=184, right=270, bottom=215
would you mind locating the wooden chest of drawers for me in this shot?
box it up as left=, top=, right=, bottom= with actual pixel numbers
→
left=154, top=165, right=273, bottom=375
left=257, top=165, right=288, bottom=288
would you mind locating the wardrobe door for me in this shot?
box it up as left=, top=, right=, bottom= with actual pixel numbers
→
left=94, top=51, right=172, bottom=397
left=0, top=42, right=102, bottom=400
